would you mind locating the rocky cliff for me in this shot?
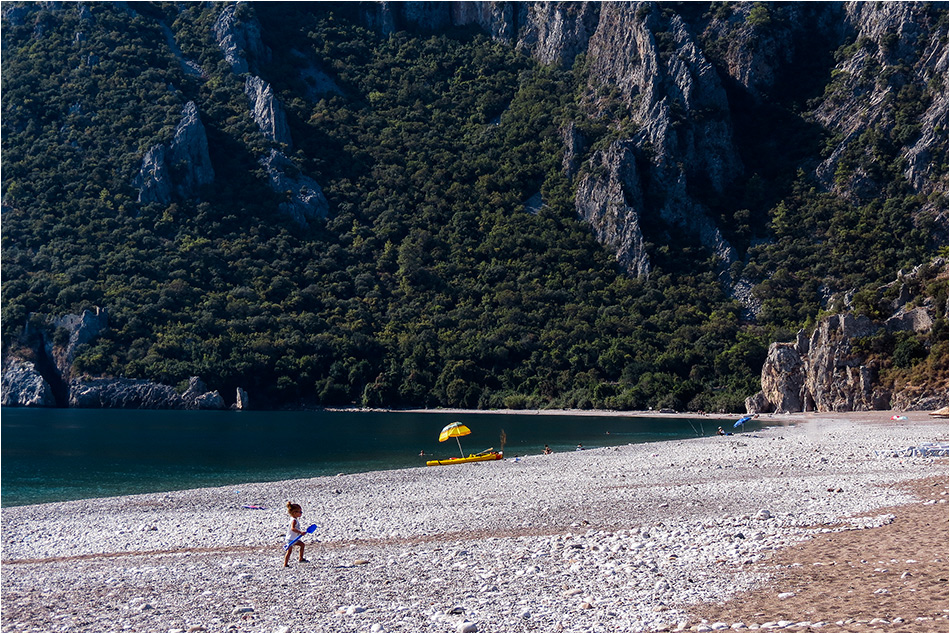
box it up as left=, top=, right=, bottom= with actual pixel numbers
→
left=357, top=1, right=946, bottom=282
left=748, top=259, right=948, bottom=413
left=814, top=2, right=948, bottom=202
left=2, top=309, right=231, bottom=410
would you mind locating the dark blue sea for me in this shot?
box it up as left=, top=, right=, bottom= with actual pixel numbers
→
left=0, top=408, right=750, bottom=507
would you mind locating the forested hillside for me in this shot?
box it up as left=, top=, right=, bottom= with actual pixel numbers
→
left=2, top=2, right=947, bottom=411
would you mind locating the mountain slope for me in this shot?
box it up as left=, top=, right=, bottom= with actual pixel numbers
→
left=1, top=1, right=946, bottom=411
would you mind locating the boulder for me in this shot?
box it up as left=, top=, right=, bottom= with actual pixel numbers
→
left=885, top=306, right=934, bottom=333
left=234, top=387, right=250, bottom=410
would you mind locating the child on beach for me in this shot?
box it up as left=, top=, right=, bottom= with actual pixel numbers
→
left=283, top=502, right=308, bottom=567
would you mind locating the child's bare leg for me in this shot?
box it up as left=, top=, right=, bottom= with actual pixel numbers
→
left=298, top=542, right=306, bottom=561
left=283, top=546, right=292, bottom=567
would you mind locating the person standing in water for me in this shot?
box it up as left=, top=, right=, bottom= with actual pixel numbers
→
left=284, top=502, right=309, bottom=567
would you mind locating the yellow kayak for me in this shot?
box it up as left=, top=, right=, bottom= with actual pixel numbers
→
left=426, top=449, right=503, bottom=467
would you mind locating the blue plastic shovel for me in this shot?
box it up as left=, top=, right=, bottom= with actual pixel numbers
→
left=284, top=524, right=316, bottom=550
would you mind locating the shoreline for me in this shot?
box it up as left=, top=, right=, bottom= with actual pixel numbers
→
left=2, top=411, right=947, bottom=633
left=325, top=406, right=762, bottom=420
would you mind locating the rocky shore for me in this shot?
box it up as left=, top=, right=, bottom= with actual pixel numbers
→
left=2, top=412, right=947, bottom=633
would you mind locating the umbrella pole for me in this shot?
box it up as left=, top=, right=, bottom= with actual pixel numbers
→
left=456, top=436, right=464, bottom=458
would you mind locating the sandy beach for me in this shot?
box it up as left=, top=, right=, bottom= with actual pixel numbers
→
left=2, top=411, right=947, bottom=633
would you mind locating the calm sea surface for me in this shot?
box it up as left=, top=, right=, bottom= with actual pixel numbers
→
left=0, top=408, right=750, bottom=507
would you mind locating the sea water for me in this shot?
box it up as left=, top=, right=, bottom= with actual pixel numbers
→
left=0, top=408, right=749, bottom=507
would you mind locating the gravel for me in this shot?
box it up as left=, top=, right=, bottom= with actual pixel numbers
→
left=2, top=413, right=946, bottom=633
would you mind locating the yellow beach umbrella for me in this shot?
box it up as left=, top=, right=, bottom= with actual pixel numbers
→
left=439, top=422, right=471, bottom=458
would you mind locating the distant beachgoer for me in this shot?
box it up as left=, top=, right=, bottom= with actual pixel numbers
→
left=419, top=450, right=425, bottom=456
left=717, top=427, right=725, bottom=436
left=544, top=444, right=552, bottom=455
left=576, top=443, right=584, bottom=451
left=283, top=502, right=308, bottom=567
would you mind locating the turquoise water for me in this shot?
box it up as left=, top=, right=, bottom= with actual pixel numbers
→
left=0, top=408, right=748, bottom=507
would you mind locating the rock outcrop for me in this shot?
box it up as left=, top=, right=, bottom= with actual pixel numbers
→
left=260, top=149, right=330, bottom=226
left=212, top=3, right=270, bottom=74
left=245, top=76, right=293, bottom=148
left=699, top=3, right=843, bottom=103
left=69, top=375, right=226, bottom=410
left=517, top=2, right=600, bottom=66
left=1, top=358, right=56, bottom=407
left=234, top=387, right=250, bottom=410
left=45, top=307, right=109, bottom=383
left=133, top=102, right=215, bottom=204
left=210, top=4, right=329, bottom=224
left=4, top=307, right=228, bottom=410
left=747, top=257, right=948, bottom=414
left=748, top=313, right=881, bottom=414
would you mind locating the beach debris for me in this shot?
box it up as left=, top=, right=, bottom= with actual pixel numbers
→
left=231, top=606, right=254, bottom=615
left=777, top=592, right=796, bottom=599
left=457, top=621, right=478, bottom=633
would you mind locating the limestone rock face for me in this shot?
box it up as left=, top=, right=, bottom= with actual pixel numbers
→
left=517, top=2, right=600, bottom=66
left=361, top=2, right=518, bottom=40
left=212, top=3, right=270, bottom=74
left=802, top=313, right=882, bottom=412
left=813, top=2, right=948, bottom=201
left=748, top=295, right=946, bottom=414
left=576, top=3, right=741, bottom=277
left=1, top=358, right=55, bottom=407
left=885, top=306, right=934, bottom=334
left=700, top=3, right=843, bottom=103
left=452, top=1, right=520, bottom=43
left=260, top=149, right=329, bottom=226
left=170, top=102, right=215, bottom=195
left=245, top=76, right=293, bottom=148
left=759, top=343, right=805, bottom=414
left=133, top=144, right=172, bottom=205
left=574, top=141, right=649, bottom=277
left=133, top=102, right=214, bottom=204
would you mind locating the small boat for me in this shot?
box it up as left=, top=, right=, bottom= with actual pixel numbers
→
left=426, top=448, right=503, bottom=467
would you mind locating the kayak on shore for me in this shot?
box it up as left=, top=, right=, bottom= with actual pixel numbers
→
left=426, top=448, right=503, bottom=467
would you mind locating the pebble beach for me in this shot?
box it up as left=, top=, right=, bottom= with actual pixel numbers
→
left=2, top=411, right=947, bottom=633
